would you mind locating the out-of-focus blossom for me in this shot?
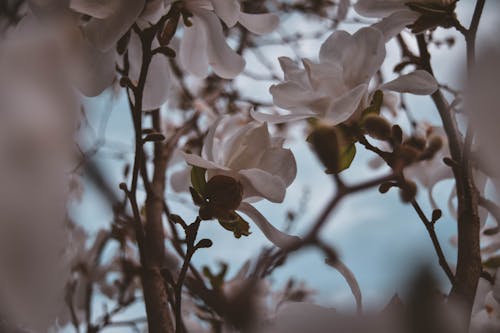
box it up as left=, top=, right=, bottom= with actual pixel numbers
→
left=181, top=116, right=299, bottom=248
left=0, top=32, right=77, bottom=331
left=258, top=27, right=437, bottom=125
left=179, top=0, right=279, bottom=78
left=354, top=0, right=457, bottom=40
left=18, top=2, right=117, bottom=96
left=69, top=0, right=146, bottom=52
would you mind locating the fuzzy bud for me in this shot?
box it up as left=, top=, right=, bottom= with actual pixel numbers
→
left=399, top=180, right=417, bottom=203
left=364, top=114, right=392, bottom=141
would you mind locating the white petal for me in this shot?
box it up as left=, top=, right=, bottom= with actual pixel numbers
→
left=326, top=258, right=363, bottom=314
left=239, top=168, right=286, bottom=203
left=183, top=152, right=228, bottom=170
left=144, top=50, right=172, bottom=109
left=226, top=123, right=270, bottom=170
left=238, top=12, right=279, bottom=35
left=380, top=70, right=438, bottom=95
left=202, top=116, right=225, bottom=162
left=372, top=9, right=420, bottom=42
left=70, top=0, right=122, bottom=19
left=170, top=169, right=190, bottom=193
left=211, top=0, right=240, bottom=27
left=179, top=15, right=209, bottom=78
left=83, top=0, right=145, bottom=51
left=195, top=9, right=245, bottom=78
left=238, top=202, right=300, bottom=249
left=354, top=0, right=407, bottom=18
left=320, top=27, right=386, bottom=86
left=269, top=82, right=323, bottom=112
left=257, top=148, right=297, bottom=187
left=68, top=31, right=115, bottom=96
left=250, top=109, right=316, bottom=124
left=325, top=84, right=368, bottom=125
left=278, top=56, right=310, bottom=88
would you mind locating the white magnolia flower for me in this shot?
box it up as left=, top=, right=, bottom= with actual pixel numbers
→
left=257, top=27, right=437, bottom=125
left=182, top=116, right=299, bottom=248
left=179, top=0, right=279, bottom=78
left=354, top=0, right=456, bottom=40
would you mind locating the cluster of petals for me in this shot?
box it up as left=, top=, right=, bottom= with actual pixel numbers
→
left=181, top=115, right=299, bottom=248
left=178, top=0, right=279, bottom=78
left=257, top=27, right=438, bottom=125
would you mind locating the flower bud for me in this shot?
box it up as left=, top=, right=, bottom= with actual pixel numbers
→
left=399, top=180, right=417, bottom=203
left=308, top=125, right=339, bottom=173
left=364, top=114, right=392, bottom=141
left=391, top=125, right=403, bottom=144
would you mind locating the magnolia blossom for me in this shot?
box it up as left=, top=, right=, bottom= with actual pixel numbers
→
left=354, top=0, right=456, bottom=40
left=256, top=27, right=438, bottom=125
left=182, top=116, right=299, bottom=248
left=179, top=0, right=279, bottom=78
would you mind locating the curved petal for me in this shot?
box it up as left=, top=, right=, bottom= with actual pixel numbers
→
left=238, top=12, right=279, bottom=35
left=325, top=83, right=368, bottom=125
left=238, top=202, right=300, bottom=249
left=353, top=0, right=407, bottom=18
left=372, top=9, right=420, bottom=42
left=226, top=123, right=270, bottom=170
left=278, top=56, right=310, bottom=88
left=250, top=109, right=316, bottom=124
left=269, top=82, right=322, bottom=111
left=69, top=0, right=122, bottom=19
left=195, top=9, right=245, bottom=78
left=143, top=50, right=172, bottom=110
left=68, top=30, right=115, bottom=96
left=380, top=70, right=438, bottom=95
left=257, top=148, right=297, bottom=187
left=179, top=15, right=209, bottom=78
left=325, top=258, right=363, bottom=315
left=239, top=168, right=286, bottom=203
left=211, top=0, right=240, bottom=27
left=319, top=27, right=385, bottom=86
left=83, top=0, right=145, bottom=51
left=183, top=152, right=228, bottom=170
left=170, top=169, right=190, bottom=193
left=201, top=116, right=224, bottom=162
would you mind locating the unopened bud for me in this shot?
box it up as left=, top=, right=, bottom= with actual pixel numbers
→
left=379, top=181, right=395, bottom=194
left=404, top=136, right=426, bottom=151
left=426, top=135, right=444, bottom=155
left=308, top=125, right=340, bottom=173
left=399, top=180, right=417, bottom=203
left=391, top=125, right=403, bottom=144
left=395, top=145, right=420, bottom=167
left=364, top=114, right=392, bottom=141
left=431, top=209, right=442, bottom=222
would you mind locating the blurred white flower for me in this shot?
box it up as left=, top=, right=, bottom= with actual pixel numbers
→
left=354, top=0, right=456, bottom=40
left=179, top=0, right=279, bottom=78
left=0, top=32, right=77, bottom=331
left=70, top=0, right=146, bottom=52
left=258, top=27, right=437, bottom=125
left=182, top=116, right=299, bottom=248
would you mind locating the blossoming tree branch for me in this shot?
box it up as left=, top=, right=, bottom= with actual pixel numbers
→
left=0, top=0, right=499, bottom=332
